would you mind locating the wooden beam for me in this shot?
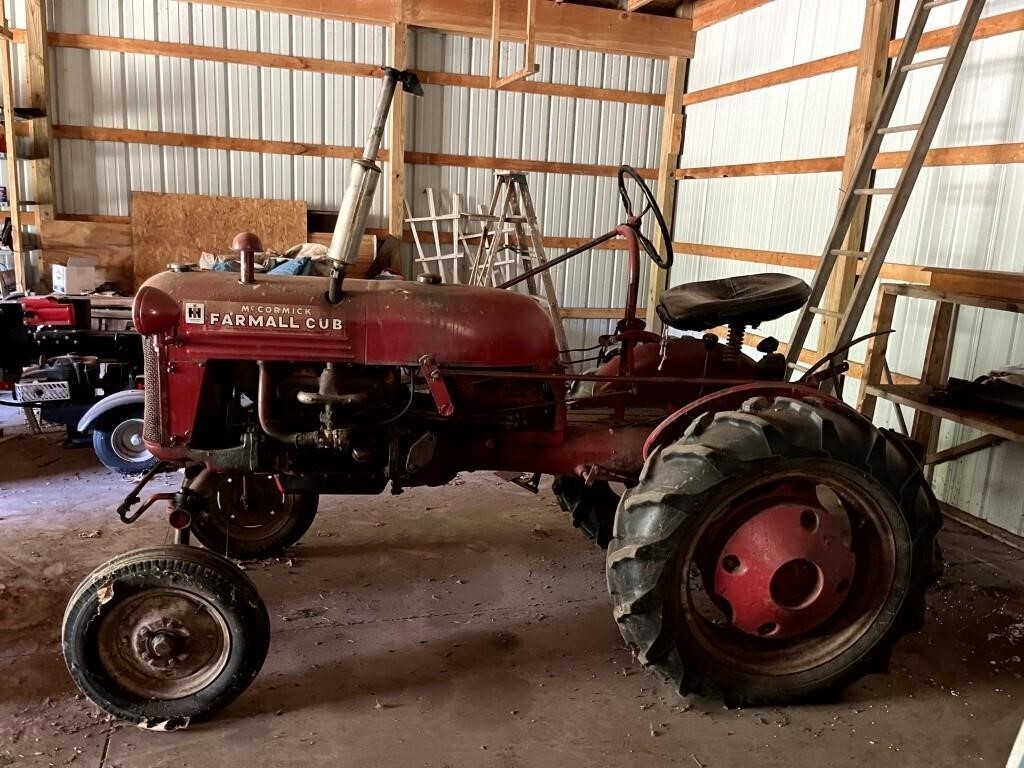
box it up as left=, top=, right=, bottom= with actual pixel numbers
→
left=646, top=55, right=688, bottom=332
left=38, top=32, right=663, bottom=106
left=692, top=0, right=773, bottom=30
left=676, top=155, right=843, bottom=179
left=0, top=12, right=25, bottom=291
left=53, top=124, right=371, bottom=159
left=672, top=240, right=929, bottom=283
left=684, top=9, right=1024, bottom=106
left=25, top=0, right=55, bottom=222
left=673, top=142, right=1024, bottom=180
left=388, top=22, right=408, bottom=239
left=819, top=0, right=897, bottom=353
left=53, top=124, right=658, bottom=180
left=184, top=0, right=696, bottom=60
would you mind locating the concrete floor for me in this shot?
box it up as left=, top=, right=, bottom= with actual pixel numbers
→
left=1, top=409, right=1023, bottom=768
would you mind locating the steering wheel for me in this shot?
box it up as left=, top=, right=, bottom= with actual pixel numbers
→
left=617, top=165, right=673, bottom=270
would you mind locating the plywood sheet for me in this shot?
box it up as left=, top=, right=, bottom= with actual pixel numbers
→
left=131, top=192, right=307, bottom=285
left=39, top=219, right=134, bottom=291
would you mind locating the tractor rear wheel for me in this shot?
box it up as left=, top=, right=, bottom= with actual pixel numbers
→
left=606, top=395, right=941, bottom=706
left=189, top=474, right=319, bottom=560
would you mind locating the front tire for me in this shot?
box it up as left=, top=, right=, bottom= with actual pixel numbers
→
left=190, top=474, right=319, bottom=560
left=92, top=407, right=158, bottom=475
left=62, top=545, right=269, bottom=726
left=607, top=395, right=941, bottom=706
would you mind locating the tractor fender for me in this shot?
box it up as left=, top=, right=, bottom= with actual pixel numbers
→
left=643, top=381, right=844, bottom=461
left=78, top=389, right=146, bottom=433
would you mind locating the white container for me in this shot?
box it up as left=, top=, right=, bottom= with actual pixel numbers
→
left=53, top=255, right=97, bottom=294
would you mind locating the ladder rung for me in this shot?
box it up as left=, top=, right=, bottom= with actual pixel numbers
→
left=923, top=0, right=958, bottom=8
left=808, top=307, right=844, bottom=319
left=787, top=361, right=811, bottom=370
left=829, top=249, right=870, bottom=259
left=902, top=57, right=946, bottom=72
left=878, top=123, right=922, bottom=134
left=466, top=214, right=529, bottom=223
left=854, top=187, right=896, bottom=195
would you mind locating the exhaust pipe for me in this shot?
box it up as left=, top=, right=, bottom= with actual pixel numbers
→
left=326, top=67, right=423, bottom=303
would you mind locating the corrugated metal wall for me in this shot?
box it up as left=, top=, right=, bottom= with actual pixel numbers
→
left=674, top=0, right=1024, bottom=533
left=3, top=0, right=666, bottom=350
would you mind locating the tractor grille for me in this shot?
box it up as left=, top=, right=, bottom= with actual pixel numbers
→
left=142, top=342, right=163, bottom=444
left=14, top=380, right=70, bottom=402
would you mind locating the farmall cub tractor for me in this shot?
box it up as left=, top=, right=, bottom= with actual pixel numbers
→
left=63, top=69, right=939, bottom=726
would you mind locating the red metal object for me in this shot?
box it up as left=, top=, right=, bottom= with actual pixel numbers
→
left=419, top=355, right=454, bottom=417
left=19, top=295, right=86, bottom=328
left=713, top=488, right=856, bottom=639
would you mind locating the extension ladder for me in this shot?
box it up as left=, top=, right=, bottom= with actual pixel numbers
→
left=786, top=0, right=987, bottom=387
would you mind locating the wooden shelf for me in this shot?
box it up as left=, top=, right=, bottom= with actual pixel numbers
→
left=866, top=383, right=1024, bottom=442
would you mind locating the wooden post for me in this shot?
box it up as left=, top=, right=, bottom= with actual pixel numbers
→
left=819, top=0, right=898, bottom=351
left=388, top=22, right=408, bottom=240
left=26, top=0, right=56, bottom=222
left=857, top=282, right=898, bottom=419
left=0, top=15, right=25, bottom=291
left=912, top=299, right=958, bottom=476
left=645, top=55, right=688, bottom=332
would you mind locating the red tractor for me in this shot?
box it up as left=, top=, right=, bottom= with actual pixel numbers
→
left=62, top=69, right=939, bottom=727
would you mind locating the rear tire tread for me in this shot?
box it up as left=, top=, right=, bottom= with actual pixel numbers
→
left=607, top=396, right=941, bottom=706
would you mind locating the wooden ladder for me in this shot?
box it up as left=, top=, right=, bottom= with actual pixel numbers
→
left=786, top=0, right=987, bottom=387
left=465, top=171, right=574, bottom=371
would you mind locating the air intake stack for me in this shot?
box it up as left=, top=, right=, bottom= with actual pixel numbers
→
left=326, top=67, right=423, bottom=303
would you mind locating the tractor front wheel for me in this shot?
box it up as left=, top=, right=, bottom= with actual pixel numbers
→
left=92, top=407, right=158, bottom=475
left=62, top=545, right=269, bottom=725
left=607, top=395, right=940, bottom=706
left=190, top=474, right=319, bottom=560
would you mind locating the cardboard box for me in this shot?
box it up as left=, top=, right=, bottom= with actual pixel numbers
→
left=53, top=256, right=97, bottom=294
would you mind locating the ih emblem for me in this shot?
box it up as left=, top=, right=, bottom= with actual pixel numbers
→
left=184, top=302, right=205, bottom=325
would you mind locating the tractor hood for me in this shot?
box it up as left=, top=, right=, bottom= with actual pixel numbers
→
left=133, top=271, right=562, bottom=369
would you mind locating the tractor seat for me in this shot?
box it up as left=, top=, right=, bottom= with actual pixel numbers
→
left=657, top=273, right=811, bottom=331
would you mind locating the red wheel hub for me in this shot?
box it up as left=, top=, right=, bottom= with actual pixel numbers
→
left=713, top=494, right=856, bottom=639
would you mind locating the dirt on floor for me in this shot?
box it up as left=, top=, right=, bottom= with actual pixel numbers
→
left=1, top=409, right=1023, bottom=768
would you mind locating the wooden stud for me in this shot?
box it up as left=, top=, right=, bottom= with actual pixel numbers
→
left=911, top=300, right=959, bottom=464
left=0, top=11, right=24, bottom=291
left=646, top=55, right=688, bottom=332
left=857, top=283, right=900, bottom=420
left=388, top=22, right=408, bottom=239
left=24, top=0, right=55, bottom=222
left=820, top=0, right=897, bottom=352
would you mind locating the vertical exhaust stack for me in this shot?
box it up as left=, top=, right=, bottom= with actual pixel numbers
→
left=326, top=67, right=423, bottom=303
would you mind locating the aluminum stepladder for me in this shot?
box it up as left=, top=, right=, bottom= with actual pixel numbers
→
left=785, top=0, right=987, bottom=389
left=465, top=171, right=574, bottom=372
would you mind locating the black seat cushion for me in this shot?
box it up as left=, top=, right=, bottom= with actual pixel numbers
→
left=657, top=273, right=811, bottom=331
